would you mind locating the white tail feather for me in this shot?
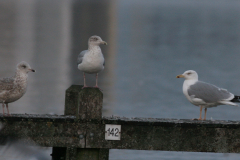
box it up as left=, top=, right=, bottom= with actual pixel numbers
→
left=219, top=101, right=239, bottom=107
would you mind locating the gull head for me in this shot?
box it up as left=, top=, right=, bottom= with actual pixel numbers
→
left=88, top=35, right=107, bottom=46
left=17, top=61, right=35, bottom=73
left=176, top=70, right=198, bottom=80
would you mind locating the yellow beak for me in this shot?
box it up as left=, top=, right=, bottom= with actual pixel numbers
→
left=176, top=74, right=184, bottom=78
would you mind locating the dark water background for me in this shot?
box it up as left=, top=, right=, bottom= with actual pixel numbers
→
left=0, top=0, right=240, bottom=159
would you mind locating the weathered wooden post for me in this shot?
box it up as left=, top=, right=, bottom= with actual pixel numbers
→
left=51, top=85, right=109, bottom=160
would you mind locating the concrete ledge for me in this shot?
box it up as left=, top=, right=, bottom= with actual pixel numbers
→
left=0, top=114, right=240, bottom=153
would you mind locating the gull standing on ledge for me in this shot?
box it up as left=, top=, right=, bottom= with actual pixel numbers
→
left=0, top=61, right=35, bottom=116
left=77, top=35, right=107, bottom=89
left=177, top=70, right=240, bottom=120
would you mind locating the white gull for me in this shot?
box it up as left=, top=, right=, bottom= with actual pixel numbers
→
left=177, top=70, right=240, bottom=120
left=77, top=35, right=107, bottom=89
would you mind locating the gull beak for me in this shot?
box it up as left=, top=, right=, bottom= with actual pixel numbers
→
left=29, top=69, right=36, bottom=72
left=101, top=41, right=107, bottom=45
left=176, top=74, right=184, bottom=78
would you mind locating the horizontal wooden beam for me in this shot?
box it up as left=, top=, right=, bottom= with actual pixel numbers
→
left=0, top=114, right=240, bottom=153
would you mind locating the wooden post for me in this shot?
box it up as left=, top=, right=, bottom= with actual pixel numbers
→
left=52, top=85, right=109, bottom=160
left=51, top=147, right=67, bottom=160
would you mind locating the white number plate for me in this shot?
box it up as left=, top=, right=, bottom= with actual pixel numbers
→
left=105, top=124, right=121, bottom=140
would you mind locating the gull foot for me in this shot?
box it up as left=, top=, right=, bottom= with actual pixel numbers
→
left=93, top=86, right=103, bottom=91
left=2, top=113, right=10, bottom=117
left=192, top=118, right=203, bottom=120
left=82, top=86, right=89, bottom=89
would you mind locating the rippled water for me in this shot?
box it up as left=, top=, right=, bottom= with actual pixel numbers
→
left=0, top=0, right=240, bottom=159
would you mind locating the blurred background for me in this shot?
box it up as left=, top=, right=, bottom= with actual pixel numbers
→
left=0, top=0, right=240, bottom=159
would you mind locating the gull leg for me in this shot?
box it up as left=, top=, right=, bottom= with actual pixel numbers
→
left=96, top=73, right=98, bottom=87
left=6, top=103, right=10, bottom=116
left=203, top=108, right=207, bottom=120
left=93, top=73, right=102, bottom=90
left=82, top=72, right=88, bottom=89
left=198, top=106, right=202, bottom=120
left=94, top=73, right=99, bottom=88
left=2, top=103, right=4, bottom=116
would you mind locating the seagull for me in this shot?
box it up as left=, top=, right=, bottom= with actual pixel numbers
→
left=77, top=35, right=107, bottom=89
left=0, top=61, right=35, bottom=116
left=176, top=70, right=240, bottom=120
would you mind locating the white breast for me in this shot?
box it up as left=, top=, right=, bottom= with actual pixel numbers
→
left=78, top=48, right=105, bottom=74
left=182, top=80, right=197, bottom=104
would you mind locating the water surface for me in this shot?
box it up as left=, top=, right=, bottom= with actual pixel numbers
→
left=0, top=0, right=240, bottom=159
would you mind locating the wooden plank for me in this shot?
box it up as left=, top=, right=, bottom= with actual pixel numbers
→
left=0, top=114, right=86, bottom=148
left=1, top=115, right=240, bottom=153
left=86, top=117, right=240, bottom=153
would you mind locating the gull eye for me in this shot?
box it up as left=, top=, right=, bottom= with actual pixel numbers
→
left=22, top=65, right=26, bottom=69
left=187, top=72, right=191, bottom=75
left=94, top=37, right=98, bottom=41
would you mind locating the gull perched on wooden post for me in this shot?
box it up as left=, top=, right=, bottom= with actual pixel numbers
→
left=0, top=61, right=35, bottom=116
left=77, top=35, right=107, bottom=89
left=177, top=70, right=240, bottom=120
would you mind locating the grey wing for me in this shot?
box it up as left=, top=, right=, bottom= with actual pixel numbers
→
left=188, top=81, right=233, bottom=103
left=0, top=78, right=14, bottom=92
left=77, top=50, right=88, bottom=65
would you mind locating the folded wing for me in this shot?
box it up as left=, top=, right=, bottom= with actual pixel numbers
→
left=188, top=81, right=234, bottom=103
